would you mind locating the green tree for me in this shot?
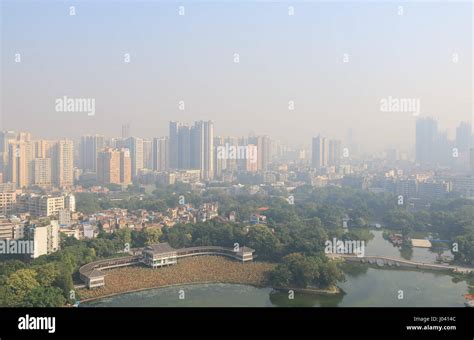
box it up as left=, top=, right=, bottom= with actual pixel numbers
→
left=269, top=264, right=292, bottom=287
left=114, top=227, right=132, bottom=249
left=282, top=253, right=320, bottom=287
left=24, top=286, right=66, bottom=307
left=383, top=209, right=415, bottom=233
left=0, top=260, right=26, bottom=285
left=143, top=228, right=163, bottom=246
left=34, top=263, right=59, bottom=286
left=269, top=253, right=345, bottom=289
left=4, top=269, right=40, bottom=306
left=454, top=234, right=474, bottom=265
left=317, top=259, right=345, bottom=287
left=246, top=225, right=281, bottom=260
left=54, top=264, right=74, bottom=300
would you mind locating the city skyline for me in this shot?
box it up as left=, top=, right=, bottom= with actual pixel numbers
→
left=2, top=0, right=474, bottom=329
left=0, top=115, right=472, bottom=192
left=2, top=1, right=472, bottom=152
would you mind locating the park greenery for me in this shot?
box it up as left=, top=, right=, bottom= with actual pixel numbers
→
left=270, top=253, right=345, bottom=289
left=1, top=184, right=473, bottom=306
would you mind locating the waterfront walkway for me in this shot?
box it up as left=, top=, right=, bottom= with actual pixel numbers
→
left=79, top=244, right=255, bottom=288
left=328, top=254, right=473, bottom=273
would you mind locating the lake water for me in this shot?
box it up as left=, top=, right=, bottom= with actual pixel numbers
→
left=363, top=230, right=453, bottom=263
left=82, top=230, right=469, bottom=307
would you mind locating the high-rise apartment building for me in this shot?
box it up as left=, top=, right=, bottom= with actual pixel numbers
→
left=152, top=137, right=169, bottom=171
left=0, top=192, right=16, bottom=215
left=245, top=144, right=258, bottom=172
left=121, top=124, right=130, bottom=139
left=65, top=193, right=76, bottom=212
left=5, top=137, right=72, bottom=189
left=169, top=120, right=214, bottom=180
left=0, top=220, right=23, bottom=240
left=192, top=120, right=214, bottom=180
left=53, top=140, right=74, bottom=188
left=456, top=121, right=472, bottom=153
left=80, top=135, right=105, bottom=173
left=33, top=139, right=54, bottom=159
left=470, top=148, right=474, bottom=175
left=142, top=139, right=153, bottom=170
left=214, top=136, right=230, bottom=178
left=119, top=148, right=132, bottom=185
left=20, top=194, right=74, bottom=217
left=256, top=136, right=270, bottom=172
left=7, top=140, right=33, bottom=188
left=178, top=124, right=191, bottom=169
left=169, top=121, right=180, bottom=169
left=97, top=147, right=121, bottom=184
left=312, top=135, right=329, bottom=169
left=328, top=139, right=342, bottom=166
left=0, top=131, right=16, bottom=174
left=97, top=147, right=132, bottom=185
left=415, top=117, right=438, bottom=165
left=32, top=158, right=52, bottom=188
left=125, top=137, right=143, bottom=177
left=26, top=221, right=60, bottom=259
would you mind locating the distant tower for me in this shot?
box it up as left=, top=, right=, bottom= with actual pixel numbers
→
left=119, top=148, right=132, bottom=185
left=142, top=139, right=153, bottom=170
left=256, top=136, right=270, bottom=171
left=121, top=124, right=131, bottom=139
left=97, top=148, right=121, bottom=184
left=415, top=117, right=438, bottom=165
left=169, top=122, right=180, bottom=169
left=53, top=140, right=74, bottom=188
left=153, top=137, right=169, bottom=172
left=124, top=137, right=143, bottom=177
left=168, top=120, right=214, bottom=180
left=192, top=120, right=214, bottom=180
left=456, top=121, right=471, bottom=153
left=328, top=139, right=342, bottom=166
left=470, top=148, right=474, bottom=175
left=80, top=135, right=105, bottom=173
left=312, top=135, right=329, bottom=169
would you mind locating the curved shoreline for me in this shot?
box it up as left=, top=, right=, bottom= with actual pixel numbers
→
left=78, top=259, right=466, bottom=305
left=272, top=285, right=342, bottom=296
left=81, top=281, right=343, bottom=304
left=79, top=257, right=456, bottom=304
left=78, top=256, right=276, bottom=302
left=80, top=281, right=268, bottom=304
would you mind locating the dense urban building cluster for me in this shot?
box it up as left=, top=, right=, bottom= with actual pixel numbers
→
left=0, top=117, right=472, bottom=263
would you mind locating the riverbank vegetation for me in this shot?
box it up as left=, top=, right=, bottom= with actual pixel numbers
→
left=2, top=185, right=473, bottom=306
left=269, top=253, right=345, bottom=289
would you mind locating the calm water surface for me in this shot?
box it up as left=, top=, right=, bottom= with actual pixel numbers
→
left=83, top=230, right=469, bottom=307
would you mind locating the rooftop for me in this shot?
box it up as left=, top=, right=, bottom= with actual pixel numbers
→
left=144, top=242, right=177, bottom=254
left=411, top=239, right=432, bottom=248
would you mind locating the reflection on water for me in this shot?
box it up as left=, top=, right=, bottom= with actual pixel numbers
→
left=83, top=230, right=466, bottom=307
left=339, top=262, right=369, bottom=278
left=365, top=230, right=452, bottom=263
left=269, top=289, right=345, bottom=307
left=399, top=245, right=413, bottom=260
left=83, top=267, right=468, bottom=307
left=83, top=283, right=275, bottom=307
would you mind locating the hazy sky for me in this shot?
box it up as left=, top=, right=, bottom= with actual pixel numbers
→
left=1, top=1, right=472, bottom=152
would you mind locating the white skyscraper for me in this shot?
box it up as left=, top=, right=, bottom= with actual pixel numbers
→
left=312, top=135, right=329, bottom=169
